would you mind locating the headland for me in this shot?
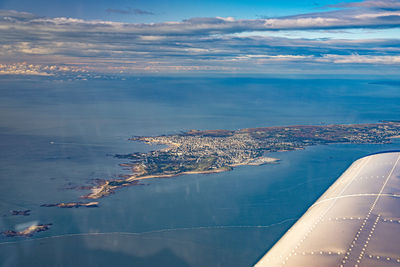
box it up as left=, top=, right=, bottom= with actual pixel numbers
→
left=83, top=121, right=400, bottom=199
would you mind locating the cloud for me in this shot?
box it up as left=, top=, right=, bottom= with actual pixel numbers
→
left=321, top=53, right=400, bottom=63
left=0, top=1, right=400, bottom=74
left=329, top=0, right=400, bottom=10
left=105, top=7, right=154, bottom=15
left=234, top=54, right=314, bottom=61
left=0, top=62, right=88, bottom=76
left=1, top=3, right=399, bottom=39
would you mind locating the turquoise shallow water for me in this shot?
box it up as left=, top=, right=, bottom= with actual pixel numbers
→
left=0, top=76, right=399, bottom=266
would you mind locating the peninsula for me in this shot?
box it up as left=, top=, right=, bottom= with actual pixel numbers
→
left=83, top=121, right=400, bottom=199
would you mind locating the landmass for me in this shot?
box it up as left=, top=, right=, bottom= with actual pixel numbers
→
left=1, top=223, right=52, bottom=237
left=10, top=210, right=31, bottom=216
left=83, top=121, right=400, bottom=199
left=41, top=202, right=99, bottom=208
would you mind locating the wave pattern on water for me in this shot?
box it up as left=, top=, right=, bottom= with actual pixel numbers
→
left=0, top=217, right=298, bottom=245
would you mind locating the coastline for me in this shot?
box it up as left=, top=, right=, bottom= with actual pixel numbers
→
left=83, top=157, right=280, bottom=199
left=81, top=121, right=400, bottom=200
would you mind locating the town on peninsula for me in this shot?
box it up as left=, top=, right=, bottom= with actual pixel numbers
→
left=84, top=121, right=400, bottom=199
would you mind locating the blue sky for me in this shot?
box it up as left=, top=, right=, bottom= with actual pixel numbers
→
left=0, top=0, right=355, bottom=22
left=0, top=0, right=399, bottom=75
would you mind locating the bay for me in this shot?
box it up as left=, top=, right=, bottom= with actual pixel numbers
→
left=0, top=76, right=399, bottom=266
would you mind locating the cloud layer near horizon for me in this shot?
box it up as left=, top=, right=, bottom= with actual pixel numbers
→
left=0, top=0, right=400, bottom=75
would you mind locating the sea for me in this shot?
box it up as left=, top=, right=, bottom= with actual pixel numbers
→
left=0, top=75, right=399, bottom=266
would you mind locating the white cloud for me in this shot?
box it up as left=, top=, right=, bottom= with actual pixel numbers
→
left=331, top=0, right=400, bottom=9
left=236, top=54, right=313, bottom=61
left=355, top=11, right=400, bottom=19
left=0, top=5, right=399, bottom=37
left=0, top=62, right=88, bottom=75
left=321, top=54, right=400, bottom=64
left=0, top=1, right=400, bottom=74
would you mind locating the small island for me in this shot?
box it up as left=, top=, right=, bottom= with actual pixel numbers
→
left=1, top=223, right=52, bottom=237
left=41, top=202, right=99, bottom=208
left=10, top=210, right=31, bottom=216
left=83, top=121, right=400, bottom=199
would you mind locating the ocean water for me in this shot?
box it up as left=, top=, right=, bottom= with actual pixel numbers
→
left=0, top=76, right=399, bottom=266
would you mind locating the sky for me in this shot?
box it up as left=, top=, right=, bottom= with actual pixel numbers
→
left=0, top=0, right=357, bottom=22
left=0, top=0, right=399, bottom=75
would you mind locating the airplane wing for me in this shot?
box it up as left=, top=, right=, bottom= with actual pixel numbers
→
left=255, top=151, right=400, bottom=267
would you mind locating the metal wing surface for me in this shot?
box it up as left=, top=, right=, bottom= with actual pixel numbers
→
left=255, top=151, right=400, bottom=267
